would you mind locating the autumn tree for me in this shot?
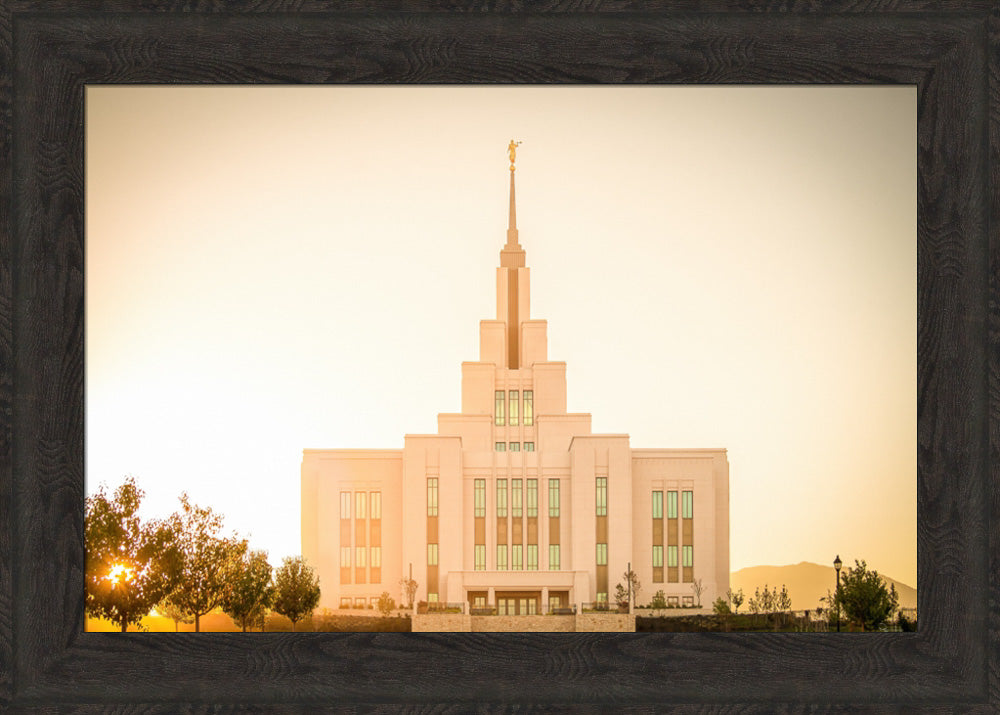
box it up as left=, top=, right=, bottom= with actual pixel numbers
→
left=273, top=556, right=321, bottom=632
left=832, top=559, right=899, bottom=631
left=85, top=478, right=182, bottom=632
left=166, top=493, right=247, bottom=632
left=221, top=549, right=275, bottom=632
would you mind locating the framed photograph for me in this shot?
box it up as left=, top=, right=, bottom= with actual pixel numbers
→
left=84, top=85, right=916, bottom=635
left=3, top=3, right=995, bottom=710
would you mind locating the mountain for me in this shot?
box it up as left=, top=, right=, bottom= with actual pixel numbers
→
left=730, top=562, right=917, bottom=612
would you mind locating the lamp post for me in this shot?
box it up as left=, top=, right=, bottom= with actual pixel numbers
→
left=833, top=554, right=842, bottom=632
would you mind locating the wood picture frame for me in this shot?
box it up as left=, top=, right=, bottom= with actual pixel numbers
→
left=1, top=2, right=995, bottom=710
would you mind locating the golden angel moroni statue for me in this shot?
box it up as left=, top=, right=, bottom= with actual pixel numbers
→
left=508, top=140, right=521, bottom=170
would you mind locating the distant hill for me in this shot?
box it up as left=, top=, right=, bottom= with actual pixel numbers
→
left=731, top=562, right=916, bottom=612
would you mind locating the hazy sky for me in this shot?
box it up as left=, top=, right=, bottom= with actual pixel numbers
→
left=86, top=86, right=916, bottom=586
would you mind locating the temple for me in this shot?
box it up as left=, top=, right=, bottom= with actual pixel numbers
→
left=301, top=144, right=730, bottom=621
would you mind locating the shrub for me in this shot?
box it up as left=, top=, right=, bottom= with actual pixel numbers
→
left=377, top=591, right=396, bottom=617
left=712, top=596, right=731, bottom=615
left=832, top=560, right=899, bottom=631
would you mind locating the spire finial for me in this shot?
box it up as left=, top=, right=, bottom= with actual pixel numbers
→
left=507, top=139, right=521, bottom=171
left=507, top=142, right=519, bottom=238
left=501, top=140, right=525, bottom=265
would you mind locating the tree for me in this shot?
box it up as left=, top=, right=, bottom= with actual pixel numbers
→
left=691, top=578, right=705, bottom=608
left=377, top=591, right=396, bottom=617
left=747, top=584, right=787, bottom=629
left=273, top=556, right=321, bottom=632
left=748, top=585, right=778, bottom=626
left=758, top=584, right=776, bottom=614
left=776, top=584, right=792, bottom=612
left=621, top=566, right=641, bottom=608
left=157, top=597, right=194, bottom=632
left=614, top=583, right=629, bottom=610
left=650, top=590, right=667, bottom=609
left=221, top=549, right=275, bottom=632
left=771, top=584, right=793, bottom=630
left=749, top=583, right=778, bottom=613
left=85, top=478, right=182, bottom=632
left=727, top=587, right=745, bottom=615
left=166, top=493, right=247, bottom=632
left=399, top=577, right=418, bottom=609
left=832, top=560, right=899, bottom=631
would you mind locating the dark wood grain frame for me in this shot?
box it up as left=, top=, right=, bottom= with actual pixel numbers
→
left=1, top=2, right=996, bottom=711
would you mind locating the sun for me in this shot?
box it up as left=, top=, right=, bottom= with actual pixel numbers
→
left=106, top=563, right=133, bottom=587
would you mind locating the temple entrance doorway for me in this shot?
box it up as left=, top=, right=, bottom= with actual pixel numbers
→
left=495, top=591, right=540, bottom=615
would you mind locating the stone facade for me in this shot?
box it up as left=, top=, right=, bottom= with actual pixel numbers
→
left=471, top=615, right=576, bottom=633
left=302, top=154, right=730, bottom=631
left=575, top=613, right=636, bottom=633
left=411, top=613, right=472, bottom=633
left=412, top=613, right=633, bottom=633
